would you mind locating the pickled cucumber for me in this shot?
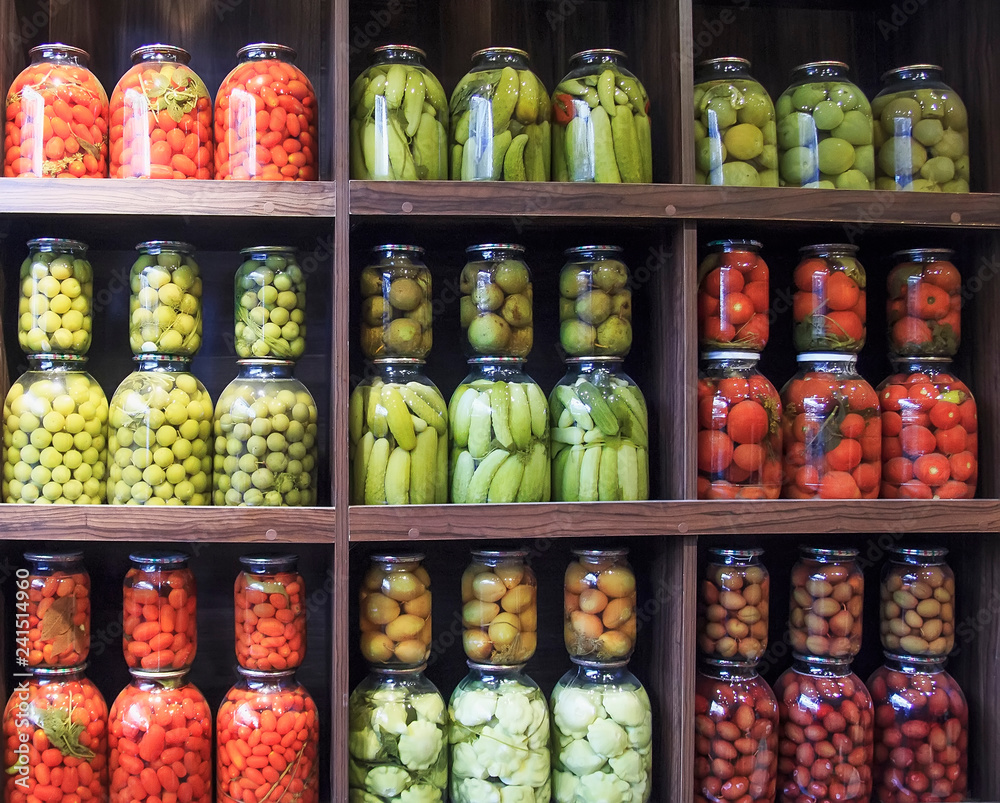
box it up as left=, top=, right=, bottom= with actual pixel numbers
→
left=129, top=242, right=202, bottom=356
left=18, top=240, right=93, bottom=356
left=235, top=248, right=307, bottom=360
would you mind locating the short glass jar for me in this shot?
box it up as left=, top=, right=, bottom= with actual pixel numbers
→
left=123, top=551, right=197, bottom=671
left=22, top=550, right=90, bottom=667
left=789, top=547, right=864, bottom=659
left=565, top=548, right=637, bottom=663
left=559, top=246, right=632, bottom=357
left=880, top=547, right=955, bottom=657
left=129, top=241, right=202, bottom=356
left=360, top=245, right=433, bottom=360
left=359, top=553, right=432, bottom=667
left=698, top=239, right=769, bottom=351
left=461, top=549, right=537, bottom=664
left=887, top=249, right=961, bottom=357
left=697, top=548, right=769, bottom=662
left=18, top=238, right=93, bottom=355
left=460, top=244, right=533, bottom=357
left=234, top=554, right=306, bottom=671
left=235, top=246, right=307, bottom=360
left=793, top=244, right=867, bottom=353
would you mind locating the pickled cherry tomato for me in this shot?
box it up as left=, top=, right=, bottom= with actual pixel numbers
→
left=793, top=245, right=866, bottom=353
left=123, top=552, right=197, bottom=670
left=235, top=554, right=306, bottom=670
left=698, top=240, right=770, bottom=351
left=887, top=249, right=961, bottom=357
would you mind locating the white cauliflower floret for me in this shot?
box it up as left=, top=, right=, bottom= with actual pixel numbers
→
left=602, top=690, right=647, bottom=728
left=398, top=720, right=444, bottom=771
left=364, top=765, right=411, bottom=798
left=371, top=701, right=409, bottom=735
left=553, top=688, right=602, bottom=736
left=500, top=749, right=549, bottom=787
left=348, top=727, right=383, bottom=761
left=560, top=738, right=607, bottom=776
left=451, top=742, right=488, bottom=781
left=453, top=689, right=498, bottom=728
left=496, top=691, right=534, bottom=736
left=454, top=778, right=500, bottom=803
left=399, top=783, right=444, bottom=803
left=578, top=771, right=630, bottom=803
left=411, top=693, right=445, bottom=723
left=587, top=718, right=629, bottom=759
left=608, top=748, right=645, bottom=784
left=499, top=785, right=536, bottom=803
left=552, top=770, right=580, bottom=803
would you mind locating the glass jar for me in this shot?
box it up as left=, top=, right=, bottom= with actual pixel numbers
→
left=360, top=245, right=433, bottom=360
left=774, top=656, right=874, bottom=803
left=698, top=240, right=769, bottom=351
left=554, top=49, right=651, bottom=183
left=887, top=249, right=961, bottom=357
left=3, top=355, right=109, bottom=504
left=449, top=358, right=550, bottom=503
left=698, top=352, right=782, bottom=500
left=449, top=662, right=550, bottom=802
left=123, top=551, right=197, bottom=671
left=450, top=47, right=550, bottom=181
left=130, top=240, right=202, bottom=356
left=872, top=65, right=969, bottom=192
left=215, top=43, right=318, bottom=181
left=18, top=238, right=93, bottom=355
left=789, top=547, right=863, bottom=659
left=213, top=360, right=318, bottom=506
left=461, top=550, right=537, bottom=664
left=107, top=356, right=213, bottom=505
left=793, top=245, right=867, bottom=353
left=2, top=665, right=109, bottom=801
left=4, top=44, right=109, bottom=178
left=693, top=57, right=777, bottom=187
left=559, top=246, right=632, bottom=357
left=360, top=553, right=431, bottom=667
left=695, top=659, right=778, bottom=803
left=350, top=45, right=449, bottom=180
left=878, top=358, right=977, bottom=499
left=551, top=659, right=653, bottom=803
left=348, top=665, right=448, bottom=802
left=234, top=554, right=306, bottom=671
left=461, top=243, right=533, bottom=357
left=110, top=45, right=213, bottom=179
left=22, top=550, right=90, bottom=667
left=697, top=548, right=769, bottom=662
left=235, top=246, right=307, bottom=360
left=108, top=669, right=212, bottom=803
left=565, top=548, right=637, bottom=662
left=780, top=353, right=881, bottom=499
left=880, top=548, right=955, bottom=657
left=775, top=62, right=874, bottom=189
left=217, top=668, right=319, bottom=803
left=868, top=654, right=968, bottom=803
left=551, top=358, right=649, bottom=501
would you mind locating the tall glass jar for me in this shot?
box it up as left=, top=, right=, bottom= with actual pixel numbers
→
left=215, top=43, right=318, bottom=181
left=235, top=246, right=307, bottom=360
left=565, top=548, right=637, bottom=663
left=217, top=668, right=319, bottom=803
left=348, top=665, right=448, bottom=802
left=699, top=352, right=782, bottom=500
left=551, top=358, right=649, bottom=501
left=449, top=358, right=550, bottom=503
left=110, top=45, right=213, bottom=179
left=887, top=249, right=961, bottom=357
left=107, top=355, right=213, bottom=505
left=130, top=240, right=202, bottom=356
left=350, top=45, right=449, bottom=180
left=213, top=360, right=318, bottom=506
left=793, top=245, right=867, bottom=353
left=461, top=549, right=537, bottom=664
left=3, top=354, right=109, bottom=504
left=360, top=245, right=433, bottom=360
left=4, top=44, right=109, bottom=178
left=780, top=353, right=881, bottom=499
left=693, top=57, right=777, bottom=186
left=559, top=246, right=632, bottom=357
left=789, top=547, right=863, bottom=659
left=880, top=547, right=955, bottom=657
left=697, top=548, right=769, bottom=662
left=878, top=358, right=976, bottom=499
left=22, top=550, right=90, bottom=667
left=234, top=554, right=306, bottom=671
left=554, top=49, right=651, bottom=183
left=461, top=243, right=533, bottom=357
left=18, top=238, right=93, bottom=355
left=775, top=62, right=873, bottom=189
left=698, top=240, right=769, bottom=351
left=695, top=659, right=778, bottom=803
left=108, top=669, right=212, bottom=803
left=872, top=65, right=969, bottom=192
left=359, top=553, right=432, bottom=667
left=551, top=659, right=653, bottom=803
left=2, top=665, right=109, bottom=801
left=450, top=47, right=550, bottom=181
left=123, top=551, right=197, bottom=671
left=868, top=654, right=968, bottom=803
left=449, top=662, right=550, bottom=802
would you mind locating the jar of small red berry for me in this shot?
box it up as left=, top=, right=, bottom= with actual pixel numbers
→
left=698, top=240, right=770, bottom=351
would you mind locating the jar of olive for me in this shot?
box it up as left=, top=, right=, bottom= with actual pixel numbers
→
left=559, top=246, right=632, bottom=357
left=697, top=548, right=769, bottom=663
left=462, top=549, right=537, bottom=665
left=3, top=355, right=108, bottom=504
left=881, top=547, right=955, bottom=657
left=18, top=238, right=93, bottom=356
left=360, top=554, right=432, bottom=667
left=213, top=360, right=318, bottom=506
left=564, top=548, right=637, bottom=662
left=360, top=245, right=432, bottom=360
left=461, top=244, right=533, bottom=357
left=130, top=241, right=202, bottom=356
left=234, top=246, right=306, bottom=360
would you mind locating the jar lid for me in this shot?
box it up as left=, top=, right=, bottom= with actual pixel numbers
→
left=30, top=43, right=89, bottom=63
left=697, top=56, right=751, bottom=69
left=892, top=248, right=955, bottom=261
left=707, top=547, right=764, bottom=559
left=570, top=48, right=628, bottom=63
left=792, top=60, right=850, bottom=74
left=24, top=550, right=84, bottom=563
left=570, top=656, right=630, bottom=669
left=563, top=244, right=625, bottom=257
left=795, top=352, right=857, bottom=362
left=701, top=350, right=760, bottom=362
left=471, top=549, right=529, bottom=560
left=131, top=44, right=191, bottom=64
left=565, top=356, right=624, bottom=365
left=373, top=44, right=427, bottom=59
left=706, top=239, right=763, bottom=252
left=471, top=47, right=529, bottom=62
left=240, top=245, right=297, bottom=257
left=129, top=550, right=190, bottom=567
left=369, top=663, right=429, bottom=675
left=698, top=656, right=759, bottom=671
left=888, top=546, right=949, bottom=559
left=27, top=354, right=88, bottom=365
left=27, top=237, right=88, bottom=252
left=239, top=554, right=299, bottom=572
left=133, top=354, right=191, bottom=366
left=136, top=240, right=194, bottom=254
left=572, top=547, right=629, bottom=559
left=465, top=243, right=526, bottom=255
left=237, top=43, right=297, bottom=62
left=466, top=659, right=527, bottom=672
left=799, top=546, right=859, bottom=559
left=237, top=358, right=295, bottom=367
left=371, top=243, right=425, bottom=255
left=798, top=243, right=859, bottom=256
left=237, top=666, right=297, bottom=679
left=881, top=64, right=943, bottom=82
left=31, top=663, right=88, bottom=677
left=130, top=668, right=191, bottom=681
left=792, top=653, right=852, bottom=668
left=370, top=553, right=425, bottom=564
left=467, top=356, right=525, bottom=366
left=889, top=355, right=952, bottom=364
left=373, top=357, right=426, bottom=366
left=883, top=651, right=948, bottom=668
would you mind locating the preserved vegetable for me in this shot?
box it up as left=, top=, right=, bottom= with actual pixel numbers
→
left=129, top=241, right=202, bottom=356
left=698, top=240, right=769, bottom=351
left=123, top=551, right=197, bottom=671
left=789, top=547, right=863, bottom=659
left=887, top=249, right=961, bottom=357
left=22, top=551, right=90, bottom=667
left=359, top=554, right=431, bottom=667
left=18, top=238, right=93, bottom=355
left=360, top=245, right=433, bottom=360
left=565, top=549, right=637, bottom=662
left=461, top=550, right=537, bottom=664
left=793, top=245, right=866, bottom=353
left=460, top=244, right=533, bottom=358
left=697, top=548, right=769, bottom=662
left=880, top=547, right=955, bottom=657
left=559, top=246, right=632, bottom=357
left=235, top=247, right=307, bottom=360
left=235, top=554, right=306, bottom=671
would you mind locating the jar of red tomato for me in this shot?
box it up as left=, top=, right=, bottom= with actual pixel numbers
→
left=695, top=658, right=779, bottom=803
left=774, top=655, right=874, bottom=803
left=878, top=358, right=976, bottom=499
left=698, top=351, right=782, bottom=499
left=868, top=654, right=967, bottom=803
left=110, top=45, right=213, bottom=179
left=23, top=550, right=90, bottom=667
left=793, top=245, right=867, bottom=353
left=215, top=43, right=317, bottom=181
left=5, top=44, right=109, bottom=178
left=698, top=548, right=769, bottom=662
left=235, top=554, right=306, bottom=670
left=881, top=547, right=955, bottom=658
left=781, top=353, right=881, bottom=499
left=108, top=669, right=212, bottom=803
left=698, top=240, right=770, bottom=351
left=887, top=249, right=961, bottom=357
left=789, top=547, right=863, bottom=659
left=123, top=552, right=197, bottom=671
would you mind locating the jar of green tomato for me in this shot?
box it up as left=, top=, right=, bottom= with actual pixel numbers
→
left=234, top=246, right=306, bottom=360
left=19, top=238, right=93, bottom=356
left=130, top=241, right=202, bottom=356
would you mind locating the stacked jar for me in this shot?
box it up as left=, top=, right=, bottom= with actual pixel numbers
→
left=221, top=554, right=319, bottom=802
